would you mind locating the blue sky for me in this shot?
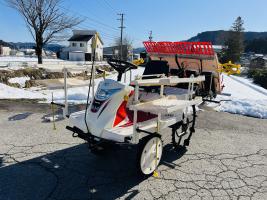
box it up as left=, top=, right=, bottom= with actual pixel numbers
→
left=0, top=0, right=267, bottom=47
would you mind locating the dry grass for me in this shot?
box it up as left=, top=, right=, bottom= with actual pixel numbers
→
left=0, top=65, right=114, bottom=88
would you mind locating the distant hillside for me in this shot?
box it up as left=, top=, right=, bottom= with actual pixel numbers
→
left=133, top=47, right=145, bottom=54
left=245, top=38, right=267, bottom=54
left=0, top=40, right=14, bottom=48
left=10, top=42, right=64, bottom=52
left=0, top=40, right=64, bottom=52
left=187, top=31, right=267, bottom=45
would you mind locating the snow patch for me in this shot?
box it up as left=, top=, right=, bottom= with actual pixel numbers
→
left=210, top=74, right=267, bottom=119
left=8, top=76, right=30, bottom=88
left=217, top=99, right=267, bottom=119
left=0, top=83, right=46, bottom=99
left=0, top=56, right=63, bottom=62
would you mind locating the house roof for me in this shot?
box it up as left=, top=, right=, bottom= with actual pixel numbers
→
left=68, top=35, right=94, bottom=42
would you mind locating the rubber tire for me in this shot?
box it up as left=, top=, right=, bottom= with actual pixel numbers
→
left=172, top=118, right=189, bottom=148
left=137, top=135, right=163, bottom=177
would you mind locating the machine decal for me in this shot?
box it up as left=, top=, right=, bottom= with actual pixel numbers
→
left=91, top=99, right=106, bottom=113
left=113, top=91, right=134, bottom=127
left=113, top=100, right=128, bottom=127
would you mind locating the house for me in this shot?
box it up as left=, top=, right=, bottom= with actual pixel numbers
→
left=0, top=45, right=11, bottom=56
left=60, top=30, right=104, bottom=61
left=20, top=48, right=36, bottom=56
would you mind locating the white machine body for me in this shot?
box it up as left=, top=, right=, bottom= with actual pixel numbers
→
left=69, top=75, right=205, bottom=143
left=69, top=79, right=133, bottom=139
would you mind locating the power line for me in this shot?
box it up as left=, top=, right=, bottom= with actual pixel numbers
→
left=76, top=24, right=120, bottom=46
left=77, top=25, right=118, bottom=39
left=79, top=20, right=119, bottom=34
left=1, top=0, right=144, bottom=46
left=94, top=0, right=116, bottom=15
left=101, top=0, right=117, bottom=13
left=74, top=20, right=121, bottom=46
left=60, top=5, right=118, bottom=32
left=83, top=0, right=117, bottom=23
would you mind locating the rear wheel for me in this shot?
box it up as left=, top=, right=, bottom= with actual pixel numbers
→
left=137, top=135, right=163, bottom=176
left=171, top=118, right=189, bottom=148
left=171, top=106, right=197, bottom=148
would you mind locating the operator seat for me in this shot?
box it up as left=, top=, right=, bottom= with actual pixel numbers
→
left=141, top=60, right=169, bottom=92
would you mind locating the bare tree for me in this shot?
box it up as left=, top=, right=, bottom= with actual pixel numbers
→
left=114, top=36, right=133, bottom=61
left=5, top=0, right=82, bottom=64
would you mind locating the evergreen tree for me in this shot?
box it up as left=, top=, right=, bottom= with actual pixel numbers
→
left=221, top=17, right=245, bottom=63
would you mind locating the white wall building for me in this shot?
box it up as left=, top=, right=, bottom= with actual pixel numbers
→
left=61, top=30, right=104, bottom=61
left=0, top=46, right=11, bottom=56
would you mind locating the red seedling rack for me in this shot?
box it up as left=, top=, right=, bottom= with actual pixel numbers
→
left=143, top=41, right=215, bottom=57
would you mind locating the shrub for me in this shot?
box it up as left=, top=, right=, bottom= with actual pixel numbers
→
left=247, top=68, right=267, bottom=89
left=24, top=80, right=39, bottom=88
left=7, top=82, right=20, bottom=88
left=21, top=68, right=45, bottom=79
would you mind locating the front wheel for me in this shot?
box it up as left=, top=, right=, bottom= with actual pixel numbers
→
left=137, top=135, right=163, bottom=176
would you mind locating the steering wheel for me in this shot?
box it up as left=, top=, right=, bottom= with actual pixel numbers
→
left=107, top=59, right=138, bottom=81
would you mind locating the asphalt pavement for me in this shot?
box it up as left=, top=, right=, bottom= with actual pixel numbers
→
left=0, top=101, right=266, bottom=200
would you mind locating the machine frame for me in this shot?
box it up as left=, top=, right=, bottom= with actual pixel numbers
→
left=64, top=40, right=215, bottom=176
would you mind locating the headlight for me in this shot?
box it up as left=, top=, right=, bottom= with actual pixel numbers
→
left=95, top=88, right=121, bottom=100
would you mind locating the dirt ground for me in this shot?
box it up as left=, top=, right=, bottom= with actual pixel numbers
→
left=0, top=101, right=266, bottom=200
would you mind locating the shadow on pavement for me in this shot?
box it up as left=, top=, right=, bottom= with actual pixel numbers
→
left=8, top=112, right=33, bottom=121
left=41, top=104, right=86, bottom=123
left=41, top=113, right=65, bottom=123
left=0, top=142, right=187, bottom=200
left=0, top=157, right=3, bottom=168
left=161, top=144, right=187, bottom=169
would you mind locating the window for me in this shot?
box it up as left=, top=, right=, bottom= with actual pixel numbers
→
left=80, top=43, right=85, bottom=47
left=72, top=43, right=77, bottom=47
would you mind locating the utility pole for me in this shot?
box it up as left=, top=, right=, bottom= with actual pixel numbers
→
left=117, top=13, right=125, bottom=60
left=149, top=31, right=153, bottom=42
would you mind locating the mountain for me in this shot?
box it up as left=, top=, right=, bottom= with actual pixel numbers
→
left=9, top=42, right=64, bottom=52
left=0, top=40, right=64, bottom=52
left=245, top=38, right=267, bottom=54
left=133, top=47, right=145, bottom=54
left=187, top=31, right=267, bottom=45
left=0, top=40, right=14, bottom=48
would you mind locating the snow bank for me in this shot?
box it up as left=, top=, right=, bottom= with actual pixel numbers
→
left=0, top=56, right=63, bottom=62
left=212, top=74, right=267, bottom=119
left=221, top=75, right=267, bottom=99
left=218, top=99, right=267, bottom=119
left=8, top=76, right=30, bottom=88
left=0, top=83, right=46, bottom=99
